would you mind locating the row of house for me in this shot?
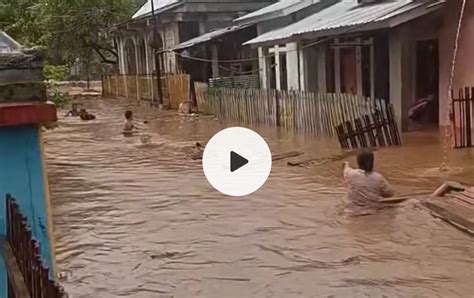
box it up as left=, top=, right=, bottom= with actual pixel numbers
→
left=110, top=0, right=474, bottom=132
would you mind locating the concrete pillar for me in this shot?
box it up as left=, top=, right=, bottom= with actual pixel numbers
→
left=133, top=36, right=140, bottom=74
left=389, top=27, right=414, bottom=132
left=258, top=47, right=267, bottom=89
left=317, top=45, right=327, bottom=93
left=211, top=44, right=219, bottom=78
left=286, top=42, right=299, bottom=90
left=298, top=47, right=306, bottom=91
left=118, top=38, right=127, bottom=74
left=274, top=46, right=281, bottom=90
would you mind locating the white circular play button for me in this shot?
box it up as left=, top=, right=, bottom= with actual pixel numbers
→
left=202, top=127, right=272, bottom=197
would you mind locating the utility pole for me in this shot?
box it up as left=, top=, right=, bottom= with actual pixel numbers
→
left=150, top=0, right=164, bottom=108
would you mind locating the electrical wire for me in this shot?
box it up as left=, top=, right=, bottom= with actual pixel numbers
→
left=166, top=2, right=431, bottom=64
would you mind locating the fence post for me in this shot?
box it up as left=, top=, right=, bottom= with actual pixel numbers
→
left=123, top=75, right=128, bottom=99
left=136, top=75, right=140, bottom=102
left=275, top=90, right=281, bottom=126
left=115, top=74, right=119, bottom=97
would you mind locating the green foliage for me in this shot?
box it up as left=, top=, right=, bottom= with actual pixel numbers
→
left=48, top=86, right=69, bottom=108
left=1, top=0, right=142, bottom=66
left=44, top=64, right=68, bottom=81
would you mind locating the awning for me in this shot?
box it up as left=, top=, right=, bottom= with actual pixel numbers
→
left=244, top=0, right=444, bottom=46
left=173, top=25, right=251, bottom=51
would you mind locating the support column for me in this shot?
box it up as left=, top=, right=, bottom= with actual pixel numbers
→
left=274, top=45, right=281, bottom=91
left=286, top=42, right=299, bottom=90
left=118, top=38, right=127, bottom=74
left=317, top=45, right=327, bottom=93
left=211, top=44, right=219, bottom=78
left=356, top=38, right=363, bottom=96
left=133, top=36, right=140, bottom=74
left=389, top=28, right=414, bottom=132
left=258, top=47, right=267, bottom=89
left=334, top=39, right=341, bottom=93
left=298, top=47, right=306, bottom=91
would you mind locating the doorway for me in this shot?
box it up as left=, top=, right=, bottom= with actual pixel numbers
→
left=412, top=39, right=439, bottom=127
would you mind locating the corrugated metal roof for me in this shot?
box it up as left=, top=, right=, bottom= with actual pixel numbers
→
left=235, top=0, right=320, bottom=23
left=132, top=0, right=182, bottom=19
left=173, top=25, right=251, bottom=51
left=245, top=0, right=441, bottom=45
left=0, top=31, right=22, bottom=54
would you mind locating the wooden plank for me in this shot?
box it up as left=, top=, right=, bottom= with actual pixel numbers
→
left=363, top=115, right=377, bottom=147
left=345, top=121, right=358, bottom=149
left=372, top=111, right=386, bottom=147
left=466, top=87, right=472, bottom=147
left=354, top=117, right=368, bottom=148
left=0, top=237, right=31, bottom=298
left=272, top=151, right=305, bottom=161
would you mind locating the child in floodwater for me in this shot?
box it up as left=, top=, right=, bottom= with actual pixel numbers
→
left=123, top=110, right=135, bottom=133
left=343, top=148, right=394, bottom=215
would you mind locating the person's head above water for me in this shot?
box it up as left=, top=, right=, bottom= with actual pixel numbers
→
left=357, top=148, right=374, bottom=174
left=71, top=103, right=78, bottom=110
left=125, top=110, right=133, bottom=120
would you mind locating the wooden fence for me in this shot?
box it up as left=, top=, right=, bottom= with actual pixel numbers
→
left=102, top=74, right=170, bottom=104
left=335, top=103, right=401, bottom=150
left=196, top=86, right=401, bottom=144
left=451, top=87, right=474, bottom=148
left=5, top=194, right=66, bottom=298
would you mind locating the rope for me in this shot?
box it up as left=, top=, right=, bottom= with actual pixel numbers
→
left=440, top=0, right=467, bottom=173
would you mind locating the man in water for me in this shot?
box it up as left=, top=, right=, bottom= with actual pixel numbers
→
left=65, top=103, right=79, bottom=117
left=79, top=109, right=96, bottom=120
left=343, top=149, right=394, bottom=215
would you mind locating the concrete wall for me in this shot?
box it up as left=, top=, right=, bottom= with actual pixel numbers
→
left=439, top=0, right=474, bottom=126
left=0, top=126, right=54, bottom=297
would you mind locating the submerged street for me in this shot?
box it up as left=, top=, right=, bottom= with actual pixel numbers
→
left=44, top=98, right=473, bottom=297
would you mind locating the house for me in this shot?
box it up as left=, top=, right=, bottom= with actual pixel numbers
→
left=244, top=0, right=474, bottom=131
left=171, top=0, right=335, bottom=86
left=110, top=0, right=272, bottom=76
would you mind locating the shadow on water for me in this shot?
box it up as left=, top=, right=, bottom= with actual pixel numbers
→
left=45, top=98, right=474, bottom=297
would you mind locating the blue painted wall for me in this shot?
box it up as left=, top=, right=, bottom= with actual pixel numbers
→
left=0, top=125, right=53, bottom=298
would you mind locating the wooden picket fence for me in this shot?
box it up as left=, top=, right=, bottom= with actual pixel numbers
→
left=102, top=74, right=170, bottom=103
left=195, top=85, right=401, bottom=148
left=4, top=194, right=66, bottom=298
left=335, top=101, right=401, bottom=150
left=451, top=87, right=474, bottom=148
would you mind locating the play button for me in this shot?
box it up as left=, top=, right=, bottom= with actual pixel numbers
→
left=202, top=127, right=272, bottom=196
left=230, top=151, right=248, bottom=172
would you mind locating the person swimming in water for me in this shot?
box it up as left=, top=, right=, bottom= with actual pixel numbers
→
left=65, top=103, right=79, bottom=117
left=343, top=148, right=394, bottom=215
left=79, top=109, right=96, bottom=120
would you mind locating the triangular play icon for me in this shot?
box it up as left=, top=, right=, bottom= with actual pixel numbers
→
left=230, top=151, right=249, bottom=172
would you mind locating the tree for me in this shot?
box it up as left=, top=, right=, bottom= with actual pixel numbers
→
left=41, top=0, right=141, bottom=65
left=1, top=0, right=142, bottom=66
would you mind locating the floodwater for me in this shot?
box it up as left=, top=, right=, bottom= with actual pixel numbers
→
left=44, top=98, right=474, bottom=298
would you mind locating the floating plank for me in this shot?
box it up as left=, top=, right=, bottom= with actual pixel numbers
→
left=272, top=151, right=305, bottom=161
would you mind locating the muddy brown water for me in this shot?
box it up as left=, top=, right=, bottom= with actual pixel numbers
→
left=44, top=98, right=473, bottom=298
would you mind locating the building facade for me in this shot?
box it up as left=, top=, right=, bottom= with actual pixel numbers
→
left=244, top=0, right=474, bottom=131
left=110, top=0, right=272, bottom=76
